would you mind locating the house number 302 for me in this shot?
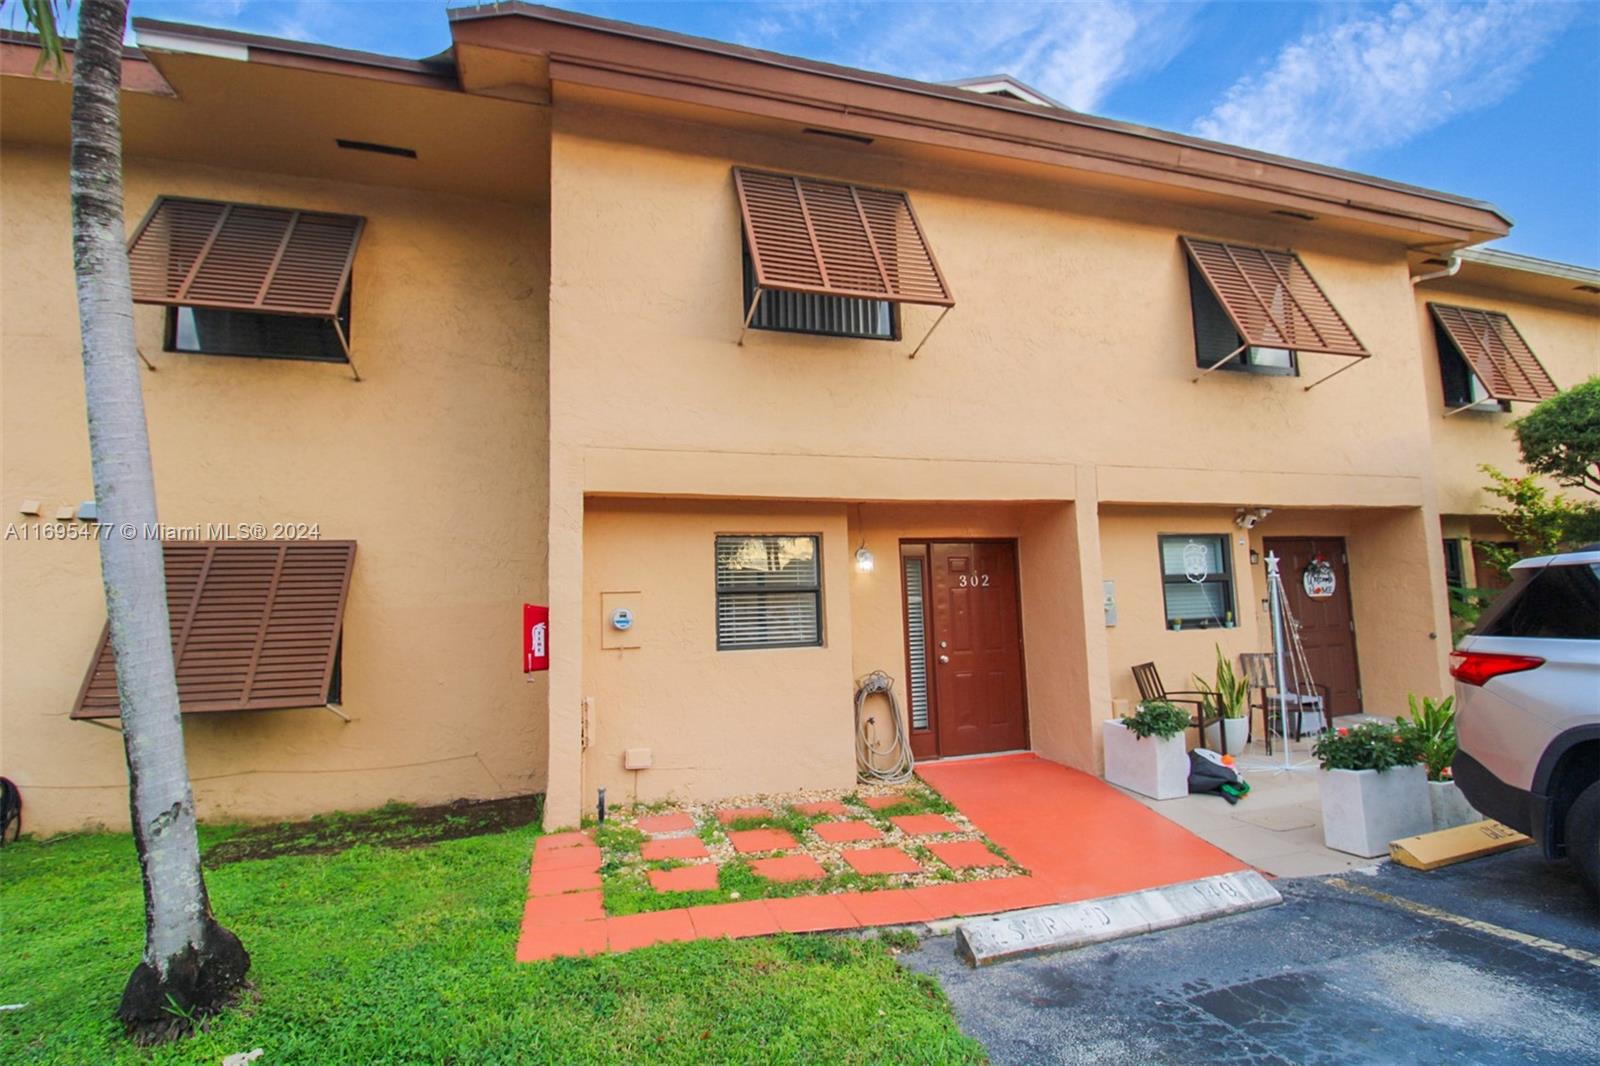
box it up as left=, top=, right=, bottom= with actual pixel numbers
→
left=958, top=573, right=991, bottom=588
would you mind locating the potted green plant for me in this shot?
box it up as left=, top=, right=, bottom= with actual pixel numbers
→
left=1398, top=694, right=1479, bottom=830
left=1194, top=645, right=1248, bottom=755
left=1104, top=699, right=1191, bottom=800
left=1312, top=721, right=1430, bottom=856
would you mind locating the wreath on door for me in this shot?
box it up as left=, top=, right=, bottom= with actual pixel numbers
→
left=1303, top=553, right=1336, bottom=599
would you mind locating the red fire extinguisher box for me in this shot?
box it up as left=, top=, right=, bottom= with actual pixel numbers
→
left=524, top=604, right=549, bottom=672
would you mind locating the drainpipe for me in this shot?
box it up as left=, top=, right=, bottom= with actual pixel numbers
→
left=1411, top=251, right=1462, bottom=286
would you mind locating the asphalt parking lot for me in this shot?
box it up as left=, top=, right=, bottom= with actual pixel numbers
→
left=903, top=847, right=1598, bottom=1065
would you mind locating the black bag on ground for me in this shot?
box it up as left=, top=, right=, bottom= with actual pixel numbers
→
left=1188, top=751, right=1245, bottom=804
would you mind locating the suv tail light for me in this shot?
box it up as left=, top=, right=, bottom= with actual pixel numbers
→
left=1449, top=650, right=1545, bottom=687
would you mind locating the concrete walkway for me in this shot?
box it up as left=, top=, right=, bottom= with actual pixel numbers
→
left=1118, top=736, right=1380, bottom=877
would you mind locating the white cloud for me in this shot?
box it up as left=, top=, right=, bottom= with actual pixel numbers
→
left=733, top=1, right=1197, bottom=113
left=1192, top=1, right=1571, bottom=165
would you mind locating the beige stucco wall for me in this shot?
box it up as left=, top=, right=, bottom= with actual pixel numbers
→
left=1417, top=282, right=1600, bottom=517
left=539, top=97, right=1460, bottom=825
left=580, top=498, right=855, bottom=808
left=1, top=145, right=551, bottom=834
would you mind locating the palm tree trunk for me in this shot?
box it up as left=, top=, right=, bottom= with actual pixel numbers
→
left=68, top=0, right=248, bottom=1037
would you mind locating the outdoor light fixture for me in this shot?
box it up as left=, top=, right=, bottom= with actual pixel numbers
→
left=855, top=546, right=876, bottom=573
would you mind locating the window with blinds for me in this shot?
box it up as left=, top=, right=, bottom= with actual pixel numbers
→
left=715, top=535, right=823, bottom=650
left=903, top=555, right=931, bottom=730
left=742, top=250, right=897, bottom=340
left=1158, top=535, right=1235, bottom=630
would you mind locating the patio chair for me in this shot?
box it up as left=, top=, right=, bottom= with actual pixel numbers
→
left=1239, top=652, right=1332, bottom=755
left=1130, top=662, right=1220, bottom=746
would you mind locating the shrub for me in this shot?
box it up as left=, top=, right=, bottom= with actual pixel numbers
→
left=1312, top=720, right=1423, bottom=773
left=1398, top=694, right=1456, bottom=782
left=1120, top=699, right=1190, bottom=741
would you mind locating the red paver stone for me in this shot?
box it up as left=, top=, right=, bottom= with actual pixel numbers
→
left=890, top=814, right=962, bottom=836
left=687, top=900, right=780, bottom=940
left=640, top=836, right=710, bottom=861
left=812, top=820, right=883, bottom=844
left=837, top=889, right=938, bottom=927
left=750, top=854, right=826, bottom=882
left=517, top=919, right=607, bottom=962
left=635, top=812, right=696, bottom=835
left=648, top=864, right=720, bottom=893
left=929, top=840, right=1006, bottom=869
left=606, top=909, right=696, bottom=953
left=528, top=865, right=602, bottom=897
left=534, top=844, right=602, bottom=872
left=766, top=894, right=858, bottom=933
left=863, top=794, right=911, bottom=810
left=727, top=828, right=797, bottom=853
left=792, top=800, right=848, bottom=816
left=521, top=891, right=604, bottom=930
left=842, top=846, right=922, bottom=876
left=535, top=830, right=592, bottom=853
left=716, top=806, right=772, bottom=824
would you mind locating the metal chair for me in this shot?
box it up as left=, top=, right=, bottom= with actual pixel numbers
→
left=1239, top=652, right=1331, bottom=755
left=1130, top=662, right=1219, bottom=746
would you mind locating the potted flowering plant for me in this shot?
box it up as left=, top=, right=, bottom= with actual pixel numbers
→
left=1312, top=721, right=1431, bottom=856
left=1195, top=645, right=1249, bottom=756
left=1398, top=694, right=1480, bottom=830
left=1104, top=699, right=1191, bottom=800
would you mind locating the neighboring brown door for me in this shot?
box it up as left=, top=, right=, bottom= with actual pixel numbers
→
left=1264, top=537, right=1362, bottom=716
left=924, top=541, right=1028, bottom=757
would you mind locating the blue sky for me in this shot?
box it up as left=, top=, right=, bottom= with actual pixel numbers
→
left=62, top=1, right=1600, bottom=265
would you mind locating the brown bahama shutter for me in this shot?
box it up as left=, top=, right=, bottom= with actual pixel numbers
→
left=1181, top=236, right=1368, bottom=359
left=1428, top=303, right=1560, bottom=404
left=734, top=168, right=954, bottom=306
left=72, top=540, right=356, bottom=719
left=127, top=197, right=363, bottom=318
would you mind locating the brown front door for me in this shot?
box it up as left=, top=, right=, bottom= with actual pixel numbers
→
left=919, top=541, right=1028, bottom=758
left=1264, top=537, right=1362, bottom=716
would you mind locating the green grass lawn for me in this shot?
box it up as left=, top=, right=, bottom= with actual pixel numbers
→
left=0, top=820, right=983, bottom=1065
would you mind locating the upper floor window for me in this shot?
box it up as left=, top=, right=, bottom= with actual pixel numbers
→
left=733, top=168, right=952, bottom=342
left=128, top=196, right=364, bottom=370
left=1180, top=237, right=1369, bottom=389
left=1428, top=303, right=1559, bottom=414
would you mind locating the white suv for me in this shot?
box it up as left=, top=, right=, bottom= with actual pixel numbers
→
left=1451, top=546, right=1600, bottom=896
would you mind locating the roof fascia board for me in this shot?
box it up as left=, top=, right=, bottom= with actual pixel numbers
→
left=542, top=52, right=1491, bottom=245
left=449, top=3, right=1510, bottom=240
left=130, top=18, right=459, bottom=91
left=1458, top=247, right=1600, bottom=287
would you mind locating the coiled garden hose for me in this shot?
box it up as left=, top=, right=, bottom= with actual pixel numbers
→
left=855, top=670, right=914, bottom=785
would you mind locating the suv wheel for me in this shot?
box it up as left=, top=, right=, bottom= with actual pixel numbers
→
left=1568, top=780, right=1600, bottom=897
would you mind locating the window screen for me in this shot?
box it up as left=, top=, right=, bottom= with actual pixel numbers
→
left=743, top=249, right=897, bottom=341
left=1159, top=534, right=1235, bottom=629
left=715, top=535, right=823, bottom=650
left=903, top=555, right=930, bottom=730
left=165, top=293, right=351, bottom=364
left=1186, top=262, right=1299, bottom=376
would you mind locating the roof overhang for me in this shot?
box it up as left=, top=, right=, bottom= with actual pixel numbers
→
left=0, top=26, right=546, bottom=205
left=448, top=3, right=1512, bottom=248
left=1412, top=247, right=1600, bottom=310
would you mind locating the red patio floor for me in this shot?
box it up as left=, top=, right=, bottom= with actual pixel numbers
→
left=516, top=752, right=1246, bottom=962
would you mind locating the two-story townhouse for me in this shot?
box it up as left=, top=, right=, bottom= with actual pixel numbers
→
left=3, top=5, right=1595, bottom=835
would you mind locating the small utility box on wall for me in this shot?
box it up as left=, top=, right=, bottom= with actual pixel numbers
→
left=601, top=590, right=643, bottom=650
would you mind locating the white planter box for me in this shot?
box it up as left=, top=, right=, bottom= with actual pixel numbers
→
left=1202, top=718, right=1249, bottom=756
left=1318, top=764, right=1431, bottom=857
left=1429, top=779, right=1481, bottom=831
left=1104, top=719, right=1189, bottom=800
